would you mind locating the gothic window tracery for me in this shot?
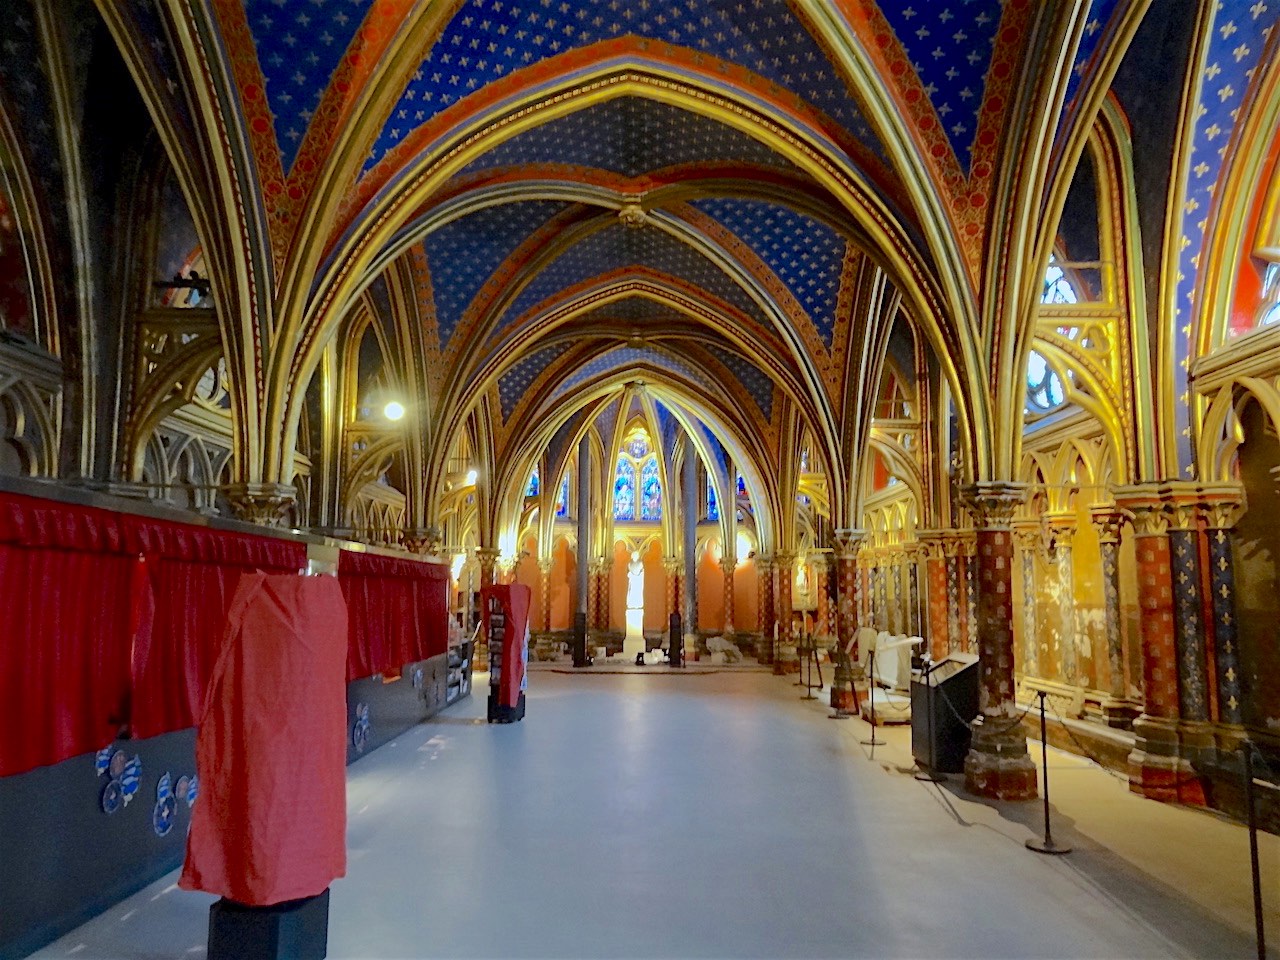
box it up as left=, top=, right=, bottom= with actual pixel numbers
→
left=526, top=465, right=540, bottom=498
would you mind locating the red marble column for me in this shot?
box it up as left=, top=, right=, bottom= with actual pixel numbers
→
left=592, top=562, right=610, bottom=632
left=813, top=556, right=831, bottom=646
left=757, top=556, right=776, bottom=664
left=663, top=556, right=682, bottom=625
left=720, top=558, right=736, bottom=635
left=960, top=483, right=1037, bottom=801
left=1114, top=485, right=1202, bottom=803
left=538, top=558, right=554, bottom=632
left=774, top=553, right=798, bottom=675
left=918, top=535, right=950, bottom=662
left=832, top=530, right=864, bottom=710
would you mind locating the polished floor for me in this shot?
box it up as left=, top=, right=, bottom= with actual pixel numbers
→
left=35, top=669, right=1273, bottom=959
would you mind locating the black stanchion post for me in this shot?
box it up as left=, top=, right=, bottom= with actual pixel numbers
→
left=801, top=635, right=818, bottom=700
left=1026, top=691, right=1070, bottom=855
left=1243, top=743, right=1266, bottom=960
left=860, top=649, right=885, bottom=750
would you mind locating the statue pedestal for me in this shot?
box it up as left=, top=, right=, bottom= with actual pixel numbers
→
left=623, top=608, right=645, bottom=658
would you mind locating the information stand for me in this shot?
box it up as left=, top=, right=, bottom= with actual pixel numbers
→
left=483, top=584, right=530, bottom=723
left=909, top=652, right=978, bottom=773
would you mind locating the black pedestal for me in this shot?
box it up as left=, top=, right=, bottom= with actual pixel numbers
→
left=572, top=612, right=589, bottom=667
left=487, top=690, right=526, bottom=723
left=208, top=889, right=329, bottom=960
left=668, top=613, right=683, bottom=668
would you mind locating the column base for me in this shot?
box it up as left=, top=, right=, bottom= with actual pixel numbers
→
left=1127, top=715, right=1205, bottom=805
left=774, top=643, right=800, bottom=675
left=1100, top=697, right=1140, bottom=730
left=963, top=716, right=1038, bottom=801
left=830, top=685, right=856, bottom=711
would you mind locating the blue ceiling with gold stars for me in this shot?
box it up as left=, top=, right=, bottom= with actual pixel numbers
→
left=693, top=197, right=846, bottom=346
left=497, top=221, right=769, bottom=332
left=879, top=0, right=1003, bottom=171
left=498, top=341, right=572, bottom=419
left=422, top=200, right=570, bottom=347
left=553, top=345, right=714, bottom=401
left=361, top=0, right=886, bottom=174
left=707, top=345, right=775, bottom=419
left=458, top=97, right=798, bottom=179
left=242, top=0, right=368, bottom=172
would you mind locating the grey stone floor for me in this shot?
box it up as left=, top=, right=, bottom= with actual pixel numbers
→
left=33, top=671, right=1265, bottom=959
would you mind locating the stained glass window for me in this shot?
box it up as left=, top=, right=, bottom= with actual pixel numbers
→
left=1042, top=256, right=1080, bottom=304
left=1260, top=263, right=1280, bottom=328
left=640, top=457, right=662, bottom=520
left=736, top=473, right=748, bottom=499
left=526, top=466, right=540, bottom=498
left=614, top=458, right=636, bottom=521
left=627, top=434, right=651, bottom=458
left=1026, top=350, right=1067, bottom=413
left=556, top=474, right=570, bottom=517
left=800, top=446, right=810, bottom=472
left=707, top=479, right=719, bottom=521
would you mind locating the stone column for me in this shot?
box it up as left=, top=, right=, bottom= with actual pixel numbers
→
left=917, top=534, right=949, bottom=661
left=1113, top=485, right=1198, bottom=803
left=1202, top=488, right=1246, bottom=731
left=590, top=558, right=610, bottom=632
left=960, top=482, right=1037, bottom=801
left=1090, top=505, right=1135, bottom=726
left=663, top=555, right=683, bottom=624
left=831, top=531, right=864, bottom=708
left=720, top=557, right=737, bottom=636
left=812, top=555, right=832, bottom=646
left=1167, top=488, right=1215, bottom=774
left=475, top=547, right=500, bottom=672
left=682, top=444, right=699, bottom=653
left=961, top=532, right=979, bottom=654
left=757, top=555, right=776, bottom=664
left=904, top=544, right=922, bottom=638
left=539, top=557, right=554, bottom=632
left=225, top=482, right=296, bottom=527
left=1011, top=520, right=1042, bottom=682
left=774, top=552, right=798, bottom=674
left=943, top=534, right=964, bottom=654
left=1044, top=512, right=1080, bottom=689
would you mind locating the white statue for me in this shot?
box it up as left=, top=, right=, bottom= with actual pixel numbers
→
left=626, top=550, right=644, bottom=610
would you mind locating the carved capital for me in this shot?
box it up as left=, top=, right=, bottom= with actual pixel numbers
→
left=476, top=547, right=501, bottom=574
left=959, top=481, right=1028, bottom=529
left=1010, top=519, right=1044, bottom=553
left=915, top=531, right=946, bottom=561
left=224, top=482, right=295, bottom=528
left=537, top=557, right=555, bottom=575
left=756, top=554, right=776, bottom=574
left=401, top=526, right=443, bottom=556
left=774, top=551, right=797, bottom=572
left=831, top=527, right=866, bottom=559
left=1088, top=505, right=1126, bottom=545
left=1199, top=483, right=1246, bottom=530
left=1112, top=484, right=1170, bottom=538
left=719, top=556, right=738, bottom=577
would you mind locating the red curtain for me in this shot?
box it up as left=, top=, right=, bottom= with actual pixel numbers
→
left=338, top=550, right=449, bottom=680
left=0, top=491, right=306, bottom=776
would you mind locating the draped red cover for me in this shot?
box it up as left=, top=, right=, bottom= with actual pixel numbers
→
left=0, top=490, right=306, bottom=776
left=338, top=550, right=449, bottom=680
left=482, top=583, right=530, bottom=709
left=181, top=573, right=348, bottom=905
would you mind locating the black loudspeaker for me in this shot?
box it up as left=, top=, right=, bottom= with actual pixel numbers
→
left=208, top=889, right=329, bottom=960
left=668, top=613, right=683, bottom=668
left=910, top=654, right=979, bottom=773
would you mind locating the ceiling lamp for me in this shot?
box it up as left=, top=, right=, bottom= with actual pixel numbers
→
left=383, top=400, right=406, bottom=421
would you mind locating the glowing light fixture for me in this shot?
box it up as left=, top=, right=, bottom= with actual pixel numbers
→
left=464, top=468, right=478, bottom=486
left=383, top=400, right=406, bottom=421
left=451, top=551, right=467, bottom=583
left=735, top=530, right=753, bottom=566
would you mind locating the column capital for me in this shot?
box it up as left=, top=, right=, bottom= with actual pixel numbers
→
left=475, top=546, right=501, bottom=571
left=756, top=554, right=776, bottom=573
left=808, top=552, right=830, bottom=573
left=1088, top=505, right=1126, bottom=545
left=959, top=481, right=1028, bottom=529
left=914, top=530, right=948, bottom=560
left=774, top=551, right=798, bottom=571
left=719, top=556, right=737, bottom=577
left=831, top=528, right=866, bottom=558
left=401, top=526, right=443, bottom=556
left=1010, top=518, right=1045, bottom=553
left=590, top=555, right=610, bottom=575
left=537, top=556, right=555, bottom=575
left=224, top=482, right=296, bottom=528
left=1199, top=483, right=1247, bottom=530
left=1112, top=484, right=1171, bottom=537
left=662, top=555, right=683, bottom=575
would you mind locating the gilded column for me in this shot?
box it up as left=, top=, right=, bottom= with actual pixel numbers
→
left=774, top=552, right=798, bottom=674
left=475, top=547, right=500, bottom=672
left=1113, top=485, right=1198, bottom=803
left=757, top=555, right=776, bottom=664
left=904, top=544, right=922, bottom=638
left=539, top=557, right=554, bottom=632
left=663, top=555, right=683, bottom=625
left=1011, top=520, right=1042, bottom=682
left=1090, top=505, right=1135, bottom=727
left=960, top=483, right=1037, bottom=801
left=1044, top=512, right=1079, bottom=689
left=720, top=557, right=736, bottom=636
left=961, top=532, right=978, bottom=655
left=1202, top=488, right=1246, bottom=731
left=943, top=533, right=963, bottom=654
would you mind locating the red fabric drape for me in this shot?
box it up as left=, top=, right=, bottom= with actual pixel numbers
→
left=0, top=491, right=306, bottom=776
left=181, top=573, right=348, bottom=905
left=482, top=584, right=530, bottom=709
left=338, top=550, right=449, bottom=680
